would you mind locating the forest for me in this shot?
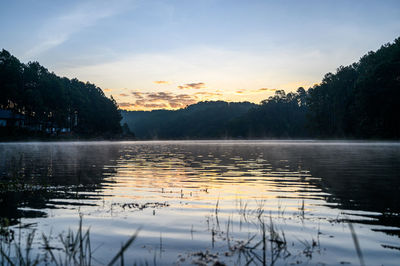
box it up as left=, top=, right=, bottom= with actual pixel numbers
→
left=0, top=50, right=122, bottom=139
left=123, top=37, right=400, bottom=140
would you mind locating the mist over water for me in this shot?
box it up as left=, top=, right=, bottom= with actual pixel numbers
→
left=0, top=141, right=399, bottom=265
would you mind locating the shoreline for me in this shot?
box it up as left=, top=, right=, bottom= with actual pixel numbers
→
left=1, top=139, right=399, bottom=144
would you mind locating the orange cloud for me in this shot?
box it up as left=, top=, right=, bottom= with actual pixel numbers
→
left=103, top=88, right=111, bottom=92
left=178, top=82, right=205, bottom=89
left=137, top=102, right=168, bottom=109
left=126, top=91, right=199, bottom=110
left=258, top=88, right=278, bottom=92
left=168, top=94, right=197, bottom=108
left=238, top=88, right=279, bottom=94
left=194, top=91, right=222, bottom=96
left=131, top=91, right=144, bottom=99
left=153, top=80, right=169, bottom=84
left=146, top=92, right=174, bottom=102
left=119, top=93, right=129, bottom=97
left=232, top=88, right=279, bottom=95
left=118, top=102, right=135, bottom=108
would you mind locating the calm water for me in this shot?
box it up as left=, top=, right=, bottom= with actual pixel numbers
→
left=0, top=141, right=399, bottom=265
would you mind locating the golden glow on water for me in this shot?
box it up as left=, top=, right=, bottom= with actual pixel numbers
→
left=102, top=145, right=321, bottom=212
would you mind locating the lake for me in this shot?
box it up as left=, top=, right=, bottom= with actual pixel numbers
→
left=0, top=141, right=399, bottom=265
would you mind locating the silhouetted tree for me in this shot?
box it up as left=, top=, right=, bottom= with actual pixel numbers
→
left=0, top=49, right=122, bottom=138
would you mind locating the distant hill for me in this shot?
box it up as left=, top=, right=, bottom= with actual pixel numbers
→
left=121, top=101, right=256, bottom=139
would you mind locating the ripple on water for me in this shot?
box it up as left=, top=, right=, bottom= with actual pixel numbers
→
left=0, top=141, right=399, bottom=265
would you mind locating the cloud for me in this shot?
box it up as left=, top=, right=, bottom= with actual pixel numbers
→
left=134, top=100, right=168, bottom=109
left=61, top=46, right=325, bottom=97
left=235, top=88, right=279, bottom=94
left=118, top=102, right=135, bottom=108
left=194, top=91, right=223, bottom=96
left=24, top=0, right=130, bottom=58
left=119, top=93, right=129, bottom=97
left=168, top=94, right=197, bottom=108
left=144, top=103, right=168, bottom=108
left=178, top=82, right=205, bottom=90
left=123, top=91, right=198, bottom=110
left=256, top=88, right=279, bottom=92
left=258, top=88, right=278, bottom=92
left=146, top=92, right=174, bottom=101
left=153, top=80, right=169, bottom=84
left=103, top=88, right=112, bottom=92
left=131, top=91, right=144, bottom=99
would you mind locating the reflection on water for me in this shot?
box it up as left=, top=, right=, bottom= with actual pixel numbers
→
left=0, top=141, right=399, bottom=265
left=0, top=144, right=119, bottom=224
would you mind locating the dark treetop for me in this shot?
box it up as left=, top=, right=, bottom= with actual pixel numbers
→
left=0, top=50, right=122, bottom=139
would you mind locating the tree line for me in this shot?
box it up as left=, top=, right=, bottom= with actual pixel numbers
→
left=307, top=37, right=399, bottom=138
left=123, top=37, right=399, bottom=139
left=0, top=49, right=122, bottom=138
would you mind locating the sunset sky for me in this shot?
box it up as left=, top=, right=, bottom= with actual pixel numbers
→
left=1, top=0, right=399, bottom=110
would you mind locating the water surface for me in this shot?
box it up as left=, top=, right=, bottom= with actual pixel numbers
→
left=0, top=141, right=399, bottom=265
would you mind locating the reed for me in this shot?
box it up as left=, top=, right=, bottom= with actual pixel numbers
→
left=0, top=217, right=139, bottom=266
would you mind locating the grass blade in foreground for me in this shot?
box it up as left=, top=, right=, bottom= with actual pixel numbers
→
left=108, top=229, right=140, bottom=266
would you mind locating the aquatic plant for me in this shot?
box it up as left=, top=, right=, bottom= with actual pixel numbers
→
left=0, top=217, right=139, bottom=266
left=0, top=197, right=370, bottom=266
